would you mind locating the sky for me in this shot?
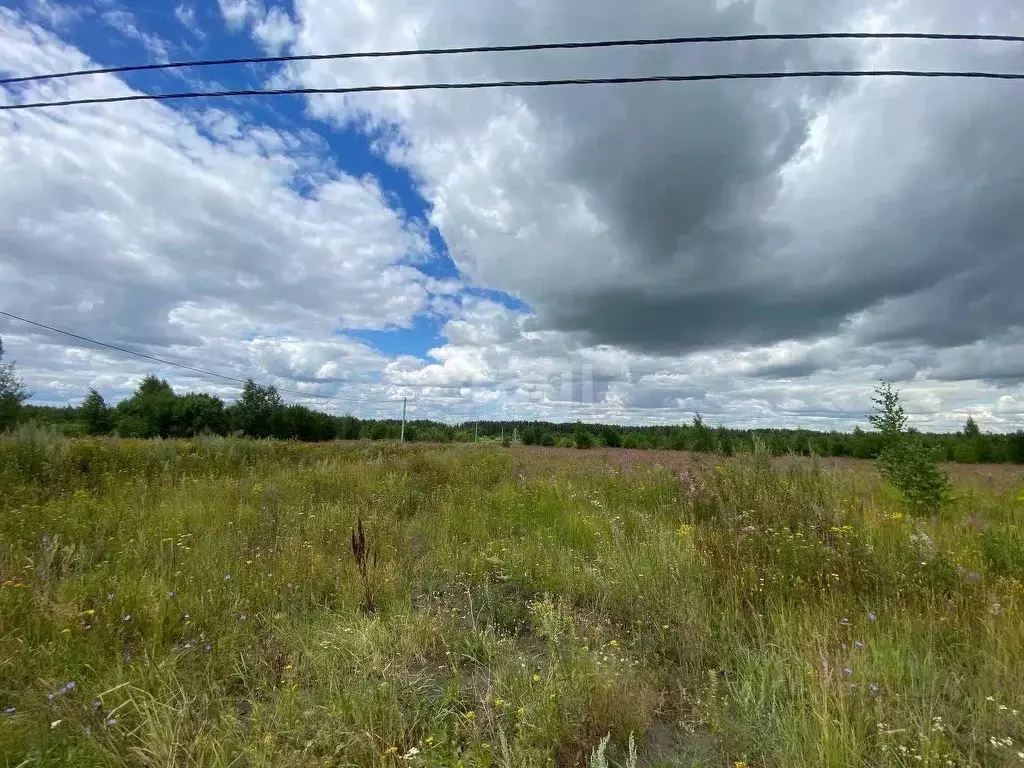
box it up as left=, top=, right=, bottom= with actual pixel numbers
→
left=1, top=0, right=1023, bottom=432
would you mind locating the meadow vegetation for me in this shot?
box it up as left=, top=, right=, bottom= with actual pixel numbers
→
left=2, top=425, right=1023, bottom=767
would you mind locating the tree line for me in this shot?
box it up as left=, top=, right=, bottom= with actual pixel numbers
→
left=1, top=339, right=1022, bottom=463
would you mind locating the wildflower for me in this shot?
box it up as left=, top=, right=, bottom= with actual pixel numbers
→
left=1001, top=705, right=1009, bottom=712
left=238, top=614, right=247, bottom=622
left=493, top=697, right=505, bottom=708
left=425, top=736, right=434, bottom=744
left=987, top=696, right=996, bottom=702
left=867, top=611, right=876, bottom=622
left=62, top=681, right=76, bottom=693
left=50, top=720, right=63, bottom=729
left=967, top=572, right=981, bottom=583
left=122, top=614, right=131, bottom=622
left=107, top=593, right=113, bottom=601
left=384, top=746, right=398, bottom=755
left=840, top=617, right=850, bottom=625
left=517, top=707, right=526, bottom=717
left=2, top=707, right=15, bottom=715
left=92, top=700, right=101, bottom=710
left=854, top=640, right=865, bottom=650
left=608, top=640, right=619, bottom=648
left=104, top=717, right=117, bottom=727
left=532, top=674, right=541, bottom=682
left=464, top=711, right=476, bottom=721
left=224, top=574, right=232, bottom=581
left=167, top=591, right=175, bottom=599
left=662, top=624, right=670, bottom=630
left=869, top=682, right=880, bottom=695
left=990, top=603, right=1002, bottom=616
left=203, top=642, right=212, bottom=653
left=842, top=667, right=853, bottom=677
left=401, top=747, right=420, bottom=759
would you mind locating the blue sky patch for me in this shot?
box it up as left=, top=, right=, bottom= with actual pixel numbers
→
left=11, top=0, right=525, bottom=363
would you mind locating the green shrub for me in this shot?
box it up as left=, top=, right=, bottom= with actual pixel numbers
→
left=869, top=382, right=951, bottom=514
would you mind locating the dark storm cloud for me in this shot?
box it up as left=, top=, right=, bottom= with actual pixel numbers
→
left=497, top=1, right=1024, bottom=358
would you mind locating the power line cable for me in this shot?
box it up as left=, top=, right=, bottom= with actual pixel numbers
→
left=3, top=69, right=1024, bottom=112
left=0, top=310, right=403, bottom=405
left=2, top=31, right=1023, bottom=87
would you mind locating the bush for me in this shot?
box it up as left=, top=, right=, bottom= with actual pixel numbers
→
left=574, top=429, right=595, bottom=449
left=869, top=382, right=951, bottom=514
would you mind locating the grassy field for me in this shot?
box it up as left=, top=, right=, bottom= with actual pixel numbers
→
left=1, top=429, right=1023, bottom=767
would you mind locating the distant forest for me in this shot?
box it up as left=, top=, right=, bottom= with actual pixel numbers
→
left=11, top=374, right=1024, bottom=465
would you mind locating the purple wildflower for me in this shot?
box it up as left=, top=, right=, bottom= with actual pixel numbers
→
left=238, top=613, right=247, bottom=622
left=62, top=681, right=76, bottom=693
left=106, top=593, right=114, bottom=601
left=840, top=617, right=850, bottom=626
left=223, top=574, right=232, bottom=581
left=46, top=693, right=56, bottom=702
left=841, top=643, right=848, bottom=650
left=92, top=700, right=101, bottom=710
left=3, top=707, right=15, bottom=715
left=203, top=642, right=212, bottom=653
left=867, top=611, right=876, bottom=622
left=869, top=682, right=880, bottom=695
left=104, top=717, right=117, bottom=728
left=854, top=640, right=865, bottom=650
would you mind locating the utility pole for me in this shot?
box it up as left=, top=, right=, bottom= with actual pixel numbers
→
left=400, top=397, right=406, bottom=443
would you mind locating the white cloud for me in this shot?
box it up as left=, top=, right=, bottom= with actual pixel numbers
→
left=0, top=9, right=428, bottom=418
left=2, top=3, right=1024, bottom=431
left=174, top=4, right=205, bottom=40
left=252, top=6, right=297, bottom=55
left=217, top=0, right=263, bottom=33
left=24, top=0, right=83, bottom=29
left=100, top=9, right=171, bottom=63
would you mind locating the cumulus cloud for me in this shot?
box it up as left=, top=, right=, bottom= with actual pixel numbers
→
left=0, top=9, right=427, bottom=415
left=278, top=0, right=1024, bottom=358
left=3, top=2, right=1024, bottom=431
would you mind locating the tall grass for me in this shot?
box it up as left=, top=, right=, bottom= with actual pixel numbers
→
left=1, top=434, right=1022, bottom=766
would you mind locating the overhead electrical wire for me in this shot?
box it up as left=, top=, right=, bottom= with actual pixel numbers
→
left=2, top=31, right=1023, bottom=87
left=0, top=310, right=404, bottom=405
left=3, top=69, right=1024, bottom=112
